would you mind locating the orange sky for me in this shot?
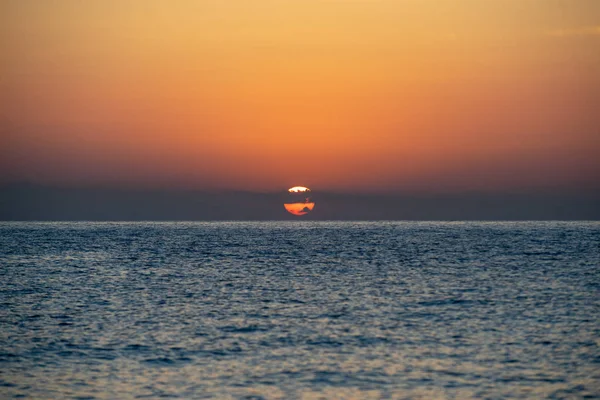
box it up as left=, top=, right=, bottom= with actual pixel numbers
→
left=2, top=0, right=599, bottom=192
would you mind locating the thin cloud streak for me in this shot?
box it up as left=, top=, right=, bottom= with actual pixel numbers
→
left=546, top=26, right=600, bottom=37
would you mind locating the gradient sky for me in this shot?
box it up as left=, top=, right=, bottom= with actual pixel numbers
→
left=2, top=0, right=599, bottom=193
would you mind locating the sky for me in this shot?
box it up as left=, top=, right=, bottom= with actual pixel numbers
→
left=2, top=0, right=599, bottom=194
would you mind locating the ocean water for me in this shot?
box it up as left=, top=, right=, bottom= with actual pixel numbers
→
left=0, top=222, right=598, bottom=399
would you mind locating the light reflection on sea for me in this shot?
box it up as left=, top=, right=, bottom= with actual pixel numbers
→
left=0, top=222, right=598, bottom=399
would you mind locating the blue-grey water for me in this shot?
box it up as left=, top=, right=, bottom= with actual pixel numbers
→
left=1, top=222, right=599, bottom=399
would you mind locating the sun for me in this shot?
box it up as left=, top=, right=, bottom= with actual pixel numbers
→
left=288, top=186, right=310, bottom=193
left=284, top=186, right=315, bottom=216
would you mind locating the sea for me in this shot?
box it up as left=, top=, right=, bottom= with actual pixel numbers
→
left=0, top=222, right=598, bottom=399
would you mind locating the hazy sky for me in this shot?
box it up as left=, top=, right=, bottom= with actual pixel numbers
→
left=2, top=0, right=599, bottom=193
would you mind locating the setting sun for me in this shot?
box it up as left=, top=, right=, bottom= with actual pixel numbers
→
left=288, top=187, right=310, bottom=193
left=285, top=186, right=315, bottom=216
left=283, top=202, right=315, bottom=216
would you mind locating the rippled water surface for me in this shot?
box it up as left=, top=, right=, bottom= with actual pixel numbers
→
left=1, top=222, right=599, bottom=399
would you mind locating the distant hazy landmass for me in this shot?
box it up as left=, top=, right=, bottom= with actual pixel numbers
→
left=0, top=183, right=598, bottom=221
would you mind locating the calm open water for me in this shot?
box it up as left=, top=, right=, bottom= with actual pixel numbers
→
left=0, top=222, right=599, bottom=399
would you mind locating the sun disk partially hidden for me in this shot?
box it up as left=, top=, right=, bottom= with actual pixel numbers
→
left=284, top=186, right=315, bottom=216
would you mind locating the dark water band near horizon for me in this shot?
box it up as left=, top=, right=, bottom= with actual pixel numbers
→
left=1, top=221, right=598, bottom=399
